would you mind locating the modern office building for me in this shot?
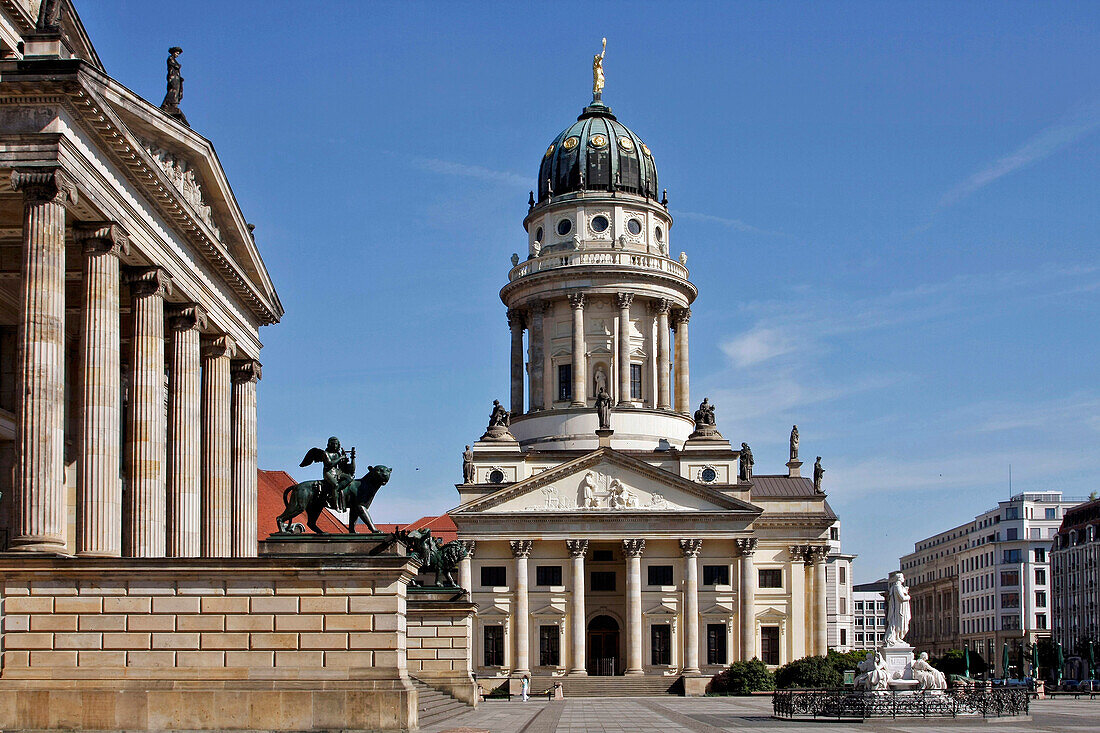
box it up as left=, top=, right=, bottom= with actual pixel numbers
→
left=851, top=579, right=888, bottom=651
left=825, top=520, right=855, bottom=651
left=1051, top=496, right=1100, bottom=654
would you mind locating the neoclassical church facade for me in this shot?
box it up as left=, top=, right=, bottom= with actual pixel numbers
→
left=451, top=82, right=837, bottom=688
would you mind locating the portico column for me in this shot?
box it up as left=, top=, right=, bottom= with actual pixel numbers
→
left=75, top=224, right=128, bottom=556
left=8, top=168, right=75, bottom=553
left=672, top=308, right=691, bottom=413
left=623, top=538, right=645, bottom=675
left=680, top=539, right=702, bottom=673
left=527, top=301, right=545, bottom=411
left=736, top=537, right=758, bottom=661
left=508, top=309, right=525, bottom=415
left=201, top=334, right=235, bottom=557
left=812, top=547, right=828, bottom=655
left=616, top=293, right=634, bottom=405
left=511, top=539, right=533, bottom=674
left=231, top=359, right=261, bottom=557
left=567, top=539, right=589, bottom=674
left=166, top=305, right=205, bottom=557
left=568, top=294, right=586, bottom=406
left=458, top=540, right=475, bottom=592
left=655, top=299, right=672, bottom=410
left=124, top=267, right=172, bottom=558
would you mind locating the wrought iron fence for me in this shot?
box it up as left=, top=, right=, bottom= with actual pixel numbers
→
left=772, top=688, right=1029, bottom=720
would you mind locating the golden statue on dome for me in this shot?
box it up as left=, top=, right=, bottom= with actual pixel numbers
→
left=593, top=37, right=607, bottom=101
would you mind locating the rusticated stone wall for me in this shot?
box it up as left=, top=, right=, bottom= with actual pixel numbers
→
left=407, top=592, right=477, bottom=704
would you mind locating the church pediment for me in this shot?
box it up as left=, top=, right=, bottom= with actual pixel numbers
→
left=452, top=447, right=759, bottom=516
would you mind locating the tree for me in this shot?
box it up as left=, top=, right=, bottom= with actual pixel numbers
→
left=931, top=649, right=969, bottom=677
left=775, top=654, right=842, bottom=689
left=708, top=659, right=775, bottom=695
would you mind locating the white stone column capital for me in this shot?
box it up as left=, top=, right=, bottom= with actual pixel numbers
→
left=507, top=307, right=526, bottom=329
left=126, top=266, right=173, bottom=300
left=672, top=307, right=691, bottom=327
left=75, top=222, right=130, bottom=257
left=616, top=292, right=635, bottom=309
left=569, top=292, right=586, bottom=310
left=566, top=538, right=589, bottom=557
left=167, top=303, right=207, bottom=333
left=650, top=298, right=672, bottom=316
left=735, top=537, right=758, bottom=557
left=460, top=539, right=476, bottom=558
left=622, top=538, right=646, bottom=557
left=510, top=539, right=533, bottom=558
left=202, top=333, right=236, bottom=361
left=231, top=358, right=262, bottom=384
left=680, top=538, right=703, bottom=557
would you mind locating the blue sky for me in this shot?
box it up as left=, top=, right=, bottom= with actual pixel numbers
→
left=82, top=2, right=1100, bottom=582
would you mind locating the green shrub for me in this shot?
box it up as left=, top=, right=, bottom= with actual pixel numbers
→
left=930, top=649, right=969, bottom=677
left=708, top=658, right=775, bottom=695
left=775, top=654, right=842, bottom=689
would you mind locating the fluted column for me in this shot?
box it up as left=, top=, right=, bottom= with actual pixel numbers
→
left=458, top=540, right=475, bottom=593
left=617, top=293, right=634, bottom=405
left=673, top=308, right=691, bottom=413
left=527, top=301, right=545, bottom=411
left=231, top=359, right=261, bottom=557
left=124, top=267, right=172, bottom=558
left=569, top=293, right=586, bottom=406
left=623, top=538, right=645, bottom=674
left=508, top=309, right=525, bottom=416
left=737, top=537, right=758, bottom=661
left=812, top=547, right=828, bottom=655
left=8, top=168, right=75, bottom=553
left=511, top=540, right=533, bottom=674
left=166, top=305, right=205, bottom=557
left=75, top=223, right=128, bottom=557
left=201, top=334, right=235, bottom=557
left=567, top=539, right=589, bottom=674
left=681, top=539, right=702, bottom=673
left=655, top=300, right=672, bottom=410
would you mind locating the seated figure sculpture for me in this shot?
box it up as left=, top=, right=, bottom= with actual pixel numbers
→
left=912, top=652, right=948, bottom=690
left=854, top=651, right=891, bottom=691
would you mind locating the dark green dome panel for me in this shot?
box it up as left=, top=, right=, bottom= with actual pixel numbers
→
left=537, top=102, right=658, bottom=203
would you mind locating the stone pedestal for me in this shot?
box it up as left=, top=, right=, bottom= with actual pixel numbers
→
left=596, top=428, right=613, bottom=447
left=786, top=460, right=803, bottom=478
left=882, top=645, right=915, bottom=682
left=407, top=588, right=479, bottom=706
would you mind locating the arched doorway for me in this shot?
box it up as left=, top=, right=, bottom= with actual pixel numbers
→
left=587, top=614, right=621, bottom=676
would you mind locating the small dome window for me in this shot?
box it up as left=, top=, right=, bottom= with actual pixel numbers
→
left=563, top=136, right=580, bottom=150
left=617, top=136, right=635, bottom=151
left=544, top=144, right=555, bottom=158
left=535, top=226, right=543, bottom=243
left=641, top=143, right=652, bottom=157
left=557, top=219, right=572, bottom=236
left=627, top=219, right=642, bottom=236
left=655, top=226, right=664, bottom=242
left=488, top=469, right=505, bottom=484
left=591, top=215, right=609, bottom=233
left=589, top=134, right=608, bottom=148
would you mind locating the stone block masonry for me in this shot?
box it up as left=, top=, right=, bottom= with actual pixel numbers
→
left=0, top=553, right=421, bottom=730
left=406, top=591, right=478, bottom=705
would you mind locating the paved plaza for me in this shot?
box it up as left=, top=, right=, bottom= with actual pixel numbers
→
left=423, top=696, right=1100, bottom=733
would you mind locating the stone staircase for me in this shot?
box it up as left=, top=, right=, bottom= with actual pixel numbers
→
left=530, top=675, right=680, bottom=698
left=412, top=677, right=472, bottom=729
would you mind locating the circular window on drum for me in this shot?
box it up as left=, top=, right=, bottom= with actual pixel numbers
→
left=535, top=226, right=543, bottom=244
left=590, top=215, right=609, bottom=233
left=626, top=219, right=642, bottom=236
left=697, top=466, right=718, bottom=484
left=557, top=219, right=572, bottom=236
left=488, top=468, right=505, bottom=484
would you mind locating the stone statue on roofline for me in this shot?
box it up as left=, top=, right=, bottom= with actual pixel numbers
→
left=462, top=445, right=475, bottom=484
left=161, top=47, right=189, bottom=127
left=790, top=425, right=799, bottom=461
left=481, top=399, right=516, bottom=442
left=739, top=443, right=754, bottom=481
left=688, top=397, right=722, bottom=439
left=594, top=387, right=612, bottom=431
left=813, top=456, right=824, bottom=493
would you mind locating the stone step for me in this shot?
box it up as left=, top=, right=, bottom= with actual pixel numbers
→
left=529, top=675, right=680, bottom=697
left=413, top=677, right=473, bottom=728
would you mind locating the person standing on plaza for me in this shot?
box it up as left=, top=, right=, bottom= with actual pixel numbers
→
left=521, top=674, right=530, bottom=701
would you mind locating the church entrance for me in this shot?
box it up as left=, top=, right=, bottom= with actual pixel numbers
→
left=586, top=615, right=621, bottom=676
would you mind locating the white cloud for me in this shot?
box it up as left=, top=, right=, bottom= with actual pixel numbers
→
left=406, top=155, right=531, bottom=189
left=678, top=210, right=786, bottom=237
left=939, top=99, right=1100, bottom=208
left=720, top=327, right=799, bottom=368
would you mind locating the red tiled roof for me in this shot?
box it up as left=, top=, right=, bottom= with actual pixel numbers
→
left=405, top=514, right=457, bottom=543
left=257, top=469, right=347, bottom=539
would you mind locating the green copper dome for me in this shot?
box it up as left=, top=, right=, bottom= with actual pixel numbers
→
left=536, top=101, right=658, bottom=204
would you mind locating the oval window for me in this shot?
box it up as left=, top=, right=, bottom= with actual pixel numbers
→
left=627, top=219, right=642, bottom=236
left=655, top=226, right=664, bottom=242
left=591, top=215, right=609, bottom=233
left=563, top=136, right=580, bottom=150
left=535, top=226, right=543, bottom=243
left=701, top=467, right=717, bottom=483
left=488, top=469, right=505, bottom=484
left=557, top=219, right=572, bottom=236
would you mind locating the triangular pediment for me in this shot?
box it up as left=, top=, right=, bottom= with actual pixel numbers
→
left=531, top=602, right=567, bottom=618
left=644, top=602, right=679, bottom=617
left=701, top=602, right=735, bottom=616
left=452, top=448, right=760, bottom=516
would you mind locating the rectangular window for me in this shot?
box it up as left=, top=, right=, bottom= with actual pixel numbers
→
left=1003, top=549, right=1022, bottom=564
left=703, top=565, right=730, bottom=586
left=758, top=569, right=783, bottom=589
left=854, top=601, right=864, bottom=611
left=856, top=618, right=864, bottom=627
left=1034, top=548, right=1046, bottom=562
left=539, top=625, right=560, bottom=667
left=1035, top=591, right=1047, bottom=608
left=1046, top=508, right=1057, bottom=520
left=536, top=565, right=562, bottom=587
left=648, top=565, right=674, bottom=586
left=1000, top=571, right=1019, bottom=586
left=706, top=623, right=727, bottom=665
left=558, top=364, right=572, bottom=402
left=839, top=566, right=847, bottom=584
left=1001, top=592, right=1020, bottom=608
left=1006, top=528, right=1018, bottom=541
left=840, top=597, right=847, bottom=614
left=1036, top=613, right=1047, bottom=630
left=855, top=632, right=864, bottom=643
left=651, top=624, right=671, bottom=665
left=831, top=527, right=840, bottom=540
left=630, top=363, right=642, bottom=400
left=1035, top=568, right=1046, bottom=585
left=1005, top=507, right=1019, bottom=520
left=591, top=571, right=616, bottom=592
left=484, top=625, right=504, bottom=667
left=761, top=626, right=780, bottom=665
left=840, top=628, right=847, bottom=646
left=1031, top=528, right=1041, bottom=540
left=481, top=566, right=506, bottom=587
left=1002, top=615, right=1020, bottom=630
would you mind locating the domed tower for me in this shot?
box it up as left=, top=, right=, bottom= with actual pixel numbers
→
left=501, top=81, right=697, bottom=451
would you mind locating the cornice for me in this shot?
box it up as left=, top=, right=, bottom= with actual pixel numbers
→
left=0, top=63, right=281, bottom=325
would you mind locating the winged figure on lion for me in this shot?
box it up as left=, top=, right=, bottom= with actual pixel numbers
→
left=275, top=436, right=391, bottom=534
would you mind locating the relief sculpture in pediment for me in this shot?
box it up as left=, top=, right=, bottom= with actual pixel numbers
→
left=141, top=139, right=221, bottom=241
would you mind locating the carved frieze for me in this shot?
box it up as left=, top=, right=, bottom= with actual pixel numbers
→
left=140, top=139, right=221, bottom=241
